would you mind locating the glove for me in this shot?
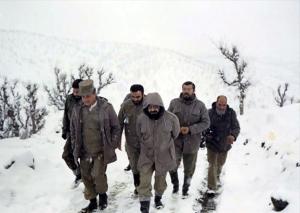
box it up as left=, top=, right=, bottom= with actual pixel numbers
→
left=226, top=135, right=235, bottom=144
left=62, top=132, right=67, bottom=140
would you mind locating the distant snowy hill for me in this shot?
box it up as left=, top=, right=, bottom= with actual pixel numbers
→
left=0, top=29, right=218, bottom=108
left=0, top=30, right=299, bottom=213
left=1, top=30, right=298, bottom=110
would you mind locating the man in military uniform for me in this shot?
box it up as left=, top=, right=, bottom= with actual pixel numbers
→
left=168, top=81, right=210, bottom=197
left=71, top=80, right=121, bottom=212
left=118, top=84, right=145, bottom=195
left=62, top=79, right=82, bottom=186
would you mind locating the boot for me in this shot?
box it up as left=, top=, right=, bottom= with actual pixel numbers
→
left=169, top=171, right=179, bottom=194
left=182, top=176, right=191, bottom=197
left=154, top=195, right=164, bottom=209
left=140, top=201, right=150, bottom=213
left=99, top=193, right=108, bottom=210
left=133, top=173, right=140, bottom=195
left=124, top=164, right=131, bottom=171
left=206, top=189, right=216, bottom=198
left=79, top=198, right=97, bottom=213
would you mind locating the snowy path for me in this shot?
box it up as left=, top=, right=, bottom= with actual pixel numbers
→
left=1, top=105, right=299, bottom=213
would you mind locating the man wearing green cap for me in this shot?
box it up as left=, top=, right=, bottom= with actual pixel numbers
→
left=70, top=79, right=121, bottom=212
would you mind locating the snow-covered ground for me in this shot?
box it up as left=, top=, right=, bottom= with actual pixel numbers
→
left=0, top=31, right=299, bottom=213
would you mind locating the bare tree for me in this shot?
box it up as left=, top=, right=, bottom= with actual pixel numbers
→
left=44, top=67, right=73, bottom=110
left=0, top=77, right=9, bottom=133
left=96, top=67, right=115, bottom=94
left=0, top=77, right=11, bottom=138
left=0, top=78, right=8, bottom=131
left=218, top=44, right=251, bottom=115
left=78, top=64, right=93, bottom=79
left=0, top=77, right=49, bottom=139
left=274, top=83, right=289, bottom=107
left=78, top=64, right=115, bottom=94
left=6, top=80, right=22, bottom=137
left=10, top=80, right=24, bottom=130
left=44, top=64, right=115, bottom=111
left=24, top=83, right=48, bottom=137
left=0, top=78, right=23, bottom=138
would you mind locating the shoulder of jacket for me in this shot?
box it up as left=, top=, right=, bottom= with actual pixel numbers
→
left=97, top=96, right=112, bottom=109
left=194, top=98, right=206, bottom=106
left=120, top=99, right=132, bottom=109
left=165, top=110, right=178, bottom=120
left=136, top=112, right=146, bottom=122
left=208, top=108, right=215, bottom=118
left=170, top=98, right=181, bottom=105
left=227, top=107, right=236, bottom=115
left=65, top=94, right=73, bottom=102
left=98, top=96, right=108, bottom=102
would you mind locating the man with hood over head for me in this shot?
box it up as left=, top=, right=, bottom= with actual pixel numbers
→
left=136, top=92, right=180, bottom=213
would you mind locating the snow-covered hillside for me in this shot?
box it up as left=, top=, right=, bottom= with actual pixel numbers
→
left=1, top=30, right=299, bottom=110
left=0, top=29, right=219, bottom=107
left=0, top=102, right=299, bottom=213
left=0, top=31, right=299, bottom=213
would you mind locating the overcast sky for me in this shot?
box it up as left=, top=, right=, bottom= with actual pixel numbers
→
left=0, top=0, right=299, bottom=65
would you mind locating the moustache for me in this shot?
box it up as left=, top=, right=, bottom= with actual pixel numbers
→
left=149, top=110, right=159, bottom=114
left=132, top=100, right=142, bottom=105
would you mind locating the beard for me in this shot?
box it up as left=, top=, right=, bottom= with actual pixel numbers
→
left=148, top=111, right=160, bottom=120
left=216, top=108, right=226, bottom=115
left=182, top=93, right=193, bottom=101
left=132, top=99, right=143, bottom=105
left=144, top=107, right=164, bottom=120
left=74, top=96, right=81, bottom=101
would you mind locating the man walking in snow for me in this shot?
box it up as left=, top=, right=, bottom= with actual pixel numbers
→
left=71, top=79, right=121, bottom=212
left=204, top=95, right=240, bottom=195
left=136, top=92, right=180, bottom=213
left=118, top=84, right=145, bottom=196
left=168, top=81, right=210, bottom=197
left=62, top=79, right=83, bottom=187
left=122, top=92, right=132, bottom=172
